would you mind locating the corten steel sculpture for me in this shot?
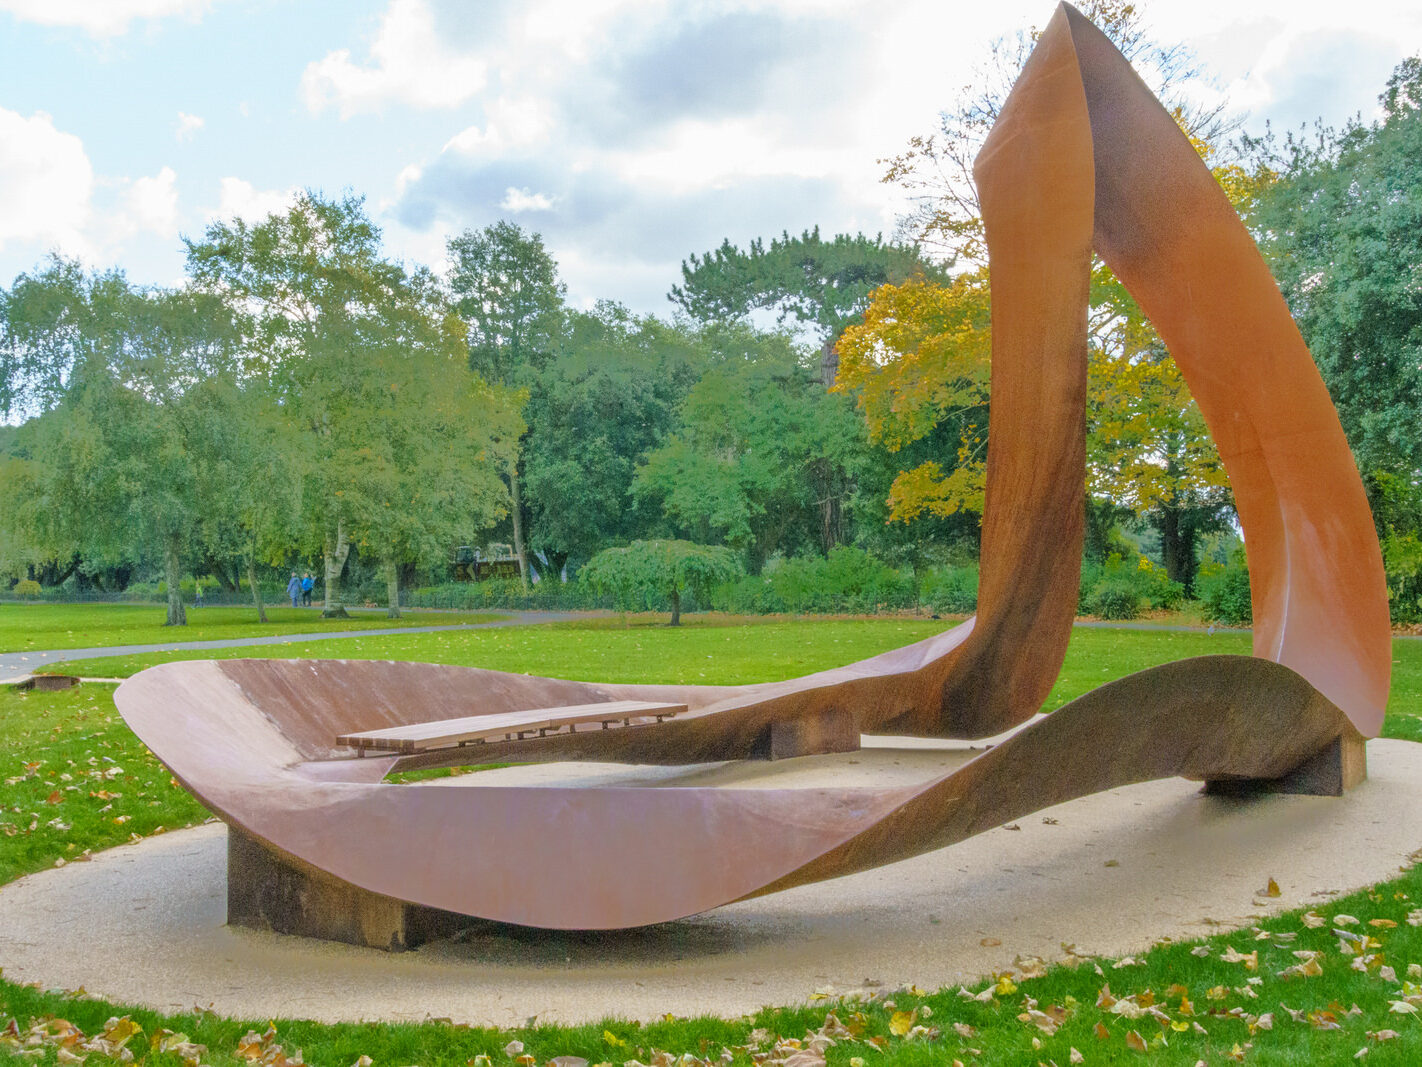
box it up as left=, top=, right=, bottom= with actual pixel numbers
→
left=116, top=4, right=1391, bottom=943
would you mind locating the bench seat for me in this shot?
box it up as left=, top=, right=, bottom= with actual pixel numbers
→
left=337, top=700, right=687, bottom=755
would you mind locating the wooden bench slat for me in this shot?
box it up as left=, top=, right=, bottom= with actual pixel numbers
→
left=337, top=700, right=687, bottom=754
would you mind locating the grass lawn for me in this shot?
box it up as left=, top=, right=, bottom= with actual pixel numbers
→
left=4, top=616, right=1422, bottom=1064
left=0, top=603, right=508, bottom=655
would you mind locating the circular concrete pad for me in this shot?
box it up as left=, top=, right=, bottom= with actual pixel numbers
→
left=2, top=739, right=1422, bottom=1028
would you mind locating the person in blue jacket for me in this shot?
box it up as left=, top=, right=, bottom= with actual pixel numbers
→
left=286, top=572, right=302, bottom=608
left=301, top=572, right=314, bottom=606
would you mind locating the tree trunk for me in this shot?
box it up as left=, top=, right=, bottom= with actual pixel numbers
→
left=509, top=469, right=530, bottom=591
left=819, top=338, right=838, bottom=387
left=163, top=536, right=187, bottom=627
left=669, top=585, right=682, bottom=627
left=384, top=557, right=401, bottom=619
left=1158, top=505, right=1201, bottom=596
left=246, top=553, right=268, bottom=624
left=322, top=515, right=351, bottom=619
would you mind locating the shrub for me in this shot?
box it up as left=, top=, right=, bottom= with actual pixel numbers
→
left=1382, top=532, right=1422, bottom=625
left=13, top=579, right=41, bottom=598
left=1087, top=579, right=1141, bottom=620
left=766, top=546, right=914, bottom=614
left=711, top=574, right=789, bottom=614
left=1079, top=554, right=1184, bottom=620
left=919, top=564, right=979, bottom=615
left=405, top=578, right=608, bottom=612
left=1197, top=551, right=1252, bottom=625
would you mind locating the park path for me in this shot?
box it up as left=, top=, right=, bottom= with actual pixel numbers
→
left=0, top=610, right=595, bottom=683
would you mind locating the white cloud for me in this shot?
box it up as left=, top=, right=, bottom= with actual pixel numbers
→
left=214, top=177, right=298, bottom=224
left=300, top=0, right=487, bottom=118
left=0, top=0, right=210, bottom=36
left=440, top=96, right=556, bottom=157
left=499, top=187, right=554, bottom=212
left=124, top=166, right=179, bottom=236
left=175, top=111, right=204, bottom=141
left=0, top=106, right=94, bottom=253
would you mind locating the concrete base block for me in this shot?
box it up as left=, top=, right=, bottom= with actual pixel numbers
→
left=1204, top=733, right=1366, bottom=798
left=227, top=827, right=472, bottom=951
left=757, top=707, right=860, bottom=761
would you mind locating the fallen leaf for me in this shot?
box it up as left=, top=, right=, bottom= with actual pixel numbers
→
left=980, top=937, right=1001, bottom=947
left=1124, top=1030, right=1147, bottom=1052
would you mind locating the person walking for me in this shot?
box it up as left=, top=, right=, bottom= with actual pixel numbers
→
left=194, top=580, right=204, bottom=608
left=286, top=572, right=302, bottom=608
left=301, top=572, right=314, bottom=606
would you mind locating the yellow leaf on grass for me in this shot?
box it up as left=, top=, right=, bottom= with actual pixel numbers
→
left=889, top=1011, right=915, bottom=1037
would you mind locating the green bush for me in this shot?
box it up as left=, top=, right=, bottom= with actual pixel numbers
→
left=12, top=579, right=41, bottom=598
left=711, top=574, right=789, bottom=614
left=1079, top=554, right=1184, bottom=620
left=406, top=578, right=609, bottom=612
left=1086, top=579, right=1141, bottom=620
left=763, top=546, right=914, bottom=614
left=1383, top=532, right=1422, bottom=625
left=1197, top=551, right=1252, bottom=625
left=919, top=564, right=979, bottom=615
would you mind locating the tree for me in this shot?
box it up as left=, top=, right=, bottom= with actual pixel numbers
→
left=670, top=228, right=942, bottom=385
left=671, top=229, right=943, bottom=550
left=186, top=192, right=515, bottom=618
left=0, top=264, right=253, bottom=625
left=1248, top=56, right=1422, bottom=536
left=842, top=2, right=1245, bottom=587
left=633, top=325, right=866, bottom=570
left=351, top=290, right=522, bottom=617
left=448, top=221, right=567, bottom=589
left=581, top=539, right=741, bottom=626
left=521, top=303, right=700, bottom=573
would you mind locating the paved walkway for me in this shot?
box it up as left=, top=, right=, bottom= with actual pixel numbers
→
left=3, top=737, right=1419, bottom=1026
left=0, top=610, right=592, bottom=683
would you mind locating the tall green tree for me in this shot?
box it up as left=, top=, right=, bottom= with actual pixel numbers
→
left=633, top=326, right=866, bottom=571
left=847, top=1, right=1242, bottom=586
left=522, top=303, right=701, bottom=574
left=186, top=192, right=514, bottom=617
left=670, top=228, right=941, bottom=385
left=447, top=221, right=567, bottom=588
left=671, top=229, right=938, bottom=551
left=1248, top=56, right=1422, bottom=535
left=0, top=264, right=253, bottom=624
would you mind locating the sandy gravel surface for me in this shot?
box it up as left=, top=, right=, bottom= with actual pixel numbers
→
left=2, top=738, right=1420, bottom=1028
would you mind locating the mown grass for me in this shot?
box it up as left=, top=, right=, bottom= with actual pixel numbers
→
left=0, top=685, right=209, bottom=884
left=49, top=616, right=1422, bottom=739
left=7, top=866, right=1422, bottom=1064
left=0, top=603, right=508, bottom=655
left=4, top=617, right=1422, bottom=1064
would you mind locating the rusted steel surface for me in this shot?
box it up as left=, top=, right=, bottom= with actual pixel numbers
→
left=115, top=4, right=1390, bottom=931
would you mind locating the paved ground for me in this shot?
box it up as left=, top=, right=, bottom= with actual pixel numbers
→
left=0, top=611, right=592, bottom=682
left=2, top=737, right=1419, bottom=1027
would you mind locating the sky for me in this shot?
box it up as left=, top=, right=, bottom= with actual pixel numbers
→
left=1, top=0, right=1419, bottom=317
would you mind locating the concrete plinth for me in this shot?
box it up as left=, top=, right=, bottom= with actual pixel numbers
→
left=228, top=828, right=472, bottom=951
left=1205, top=732, right=1367, bottom=798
